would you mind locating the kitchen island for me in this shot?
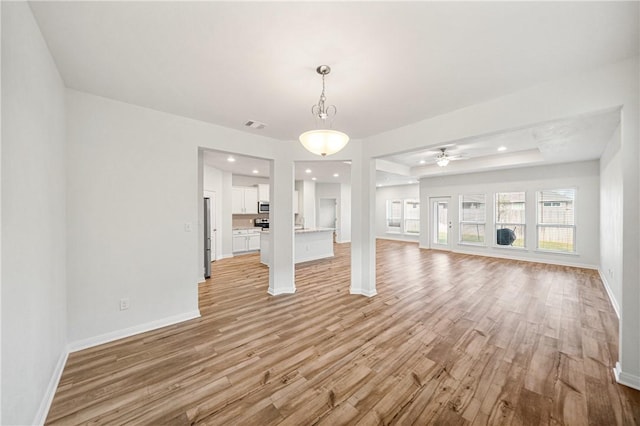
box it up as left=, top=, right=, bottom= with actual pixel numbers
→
left=260, top=228, right=334, bottom=266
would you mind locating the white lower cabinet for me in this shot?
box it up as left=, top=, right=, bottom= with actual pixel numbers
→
left=232, top=229, right=262, bottom=253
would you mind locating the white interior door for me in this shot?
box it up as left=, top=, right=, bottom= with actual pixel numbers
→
left=318, top=198, right=337, bottom=229
left=430, top=197, right=452, bottom=250
left=204, top=190, right=217, bottom=261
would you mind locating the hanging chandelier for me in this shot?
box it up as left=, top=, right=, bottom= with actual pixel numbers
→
left=299, top=65, right=349, bottom=157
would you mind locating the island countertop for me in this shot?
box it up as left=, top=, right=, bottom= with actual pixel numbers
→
left=261, top=227, right=334, bottom=234
left=260, top=228, right=334, bottom=265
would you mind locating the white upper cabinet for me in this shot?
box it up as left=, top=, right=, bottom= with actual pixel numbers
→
left=232, top=186, right=258, bottom=214
left=258, top=184, right=270, bottom=202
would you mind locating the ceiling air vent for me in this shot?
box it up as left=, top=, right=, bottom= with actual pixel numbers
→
left=244, top=120, right=267, bottom=130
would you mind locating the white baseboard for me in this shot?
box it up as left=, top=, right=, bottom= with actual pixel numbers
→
left=614, top=362, right=640, bottom=390
left=268, top=286, right=296, bottom=296
left=218, top=254, right=233, bottom=260
left=450, top=247, right=598, bottom=270
left=198, top=276, right=206, bottom=283
left=33, top=349, right=68, bottom=426
left=598, top=269, right=621, bottom=319
left=376, top=236, right=419, bottom=243
left=350, top=287, right=377, bottom=297
left=67, top=310, right=201, bottom=353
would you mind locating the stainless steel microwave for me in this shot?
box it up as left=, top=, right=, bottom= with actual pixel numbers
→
left=258, top=201, right=269, bottom=213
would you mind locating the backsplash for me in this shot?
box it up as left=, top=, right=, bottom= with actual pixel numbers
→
left=232, top=213, right=268, bottom=228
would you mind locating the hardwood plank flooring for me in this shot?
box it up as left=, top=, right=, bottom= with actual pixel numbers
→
left=46, top=240, right=640, bottom=425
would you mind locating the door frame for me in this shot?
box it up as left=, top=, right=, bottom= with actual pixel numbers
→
left=204, top=190, right=217, bottom=262
left=429, top=196, right=452, bottom=250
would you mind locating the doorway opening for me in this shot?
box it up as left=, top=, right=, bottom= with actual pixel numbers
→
left=430, top=197, right=451, bottom=250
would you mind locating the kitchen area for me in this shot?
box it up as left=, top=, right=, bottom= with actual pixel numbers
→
left=201, top=150, right=351, bottom=279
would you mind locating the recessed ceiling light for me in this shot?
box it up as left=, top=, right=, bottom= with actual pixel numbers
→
left=311, top=177, right=317, bottom=181
left=497, top=146, right=507, bottom=152
left=377, top=184, right=382, bottom=187
left=305, top=168, right=312, bottom=174
left=227, top=156, right=236, bottom=162
left=333, top=173, right=339, bottom=177
left=419, top=160, right=426, bottom=164
left=252, top=169, right=259, bottom=174
left=343, top=161, right=352, bottom=165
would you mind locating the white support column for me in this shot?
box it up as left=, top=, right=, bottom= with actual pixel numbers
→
left=350, top=143, right=376, bottom=297
left=616, top=90, right=640, bottom=390
left=268, top=157, right=296, bottom=295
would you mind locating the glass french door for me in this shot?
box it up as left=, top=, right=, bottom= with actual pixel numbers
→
left=431, top=197, right=451, bottom=250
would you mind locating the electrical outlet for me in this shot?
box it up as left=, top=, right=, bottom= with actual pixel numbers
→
left=120, top=298, right=130, bottom=311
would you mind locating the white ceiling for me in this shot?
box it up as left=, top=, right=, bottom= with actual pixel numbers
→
left=202, top=150, right=352, bottom=184
left=379, top=108, right=621, bottom=182
left=29, top=2, right=635, bottom=186
left=30, top=1, right=639, bottom=143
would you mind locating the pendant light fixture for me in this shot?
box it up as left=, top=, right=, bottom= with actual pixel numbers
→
left=299, top=65, right=349, bottom=157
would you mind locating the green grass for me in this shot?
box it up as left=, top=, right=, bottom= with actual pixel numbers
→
left=460, top=233, right=484, bottom=243
left=538, top=241, right=574, bottom=252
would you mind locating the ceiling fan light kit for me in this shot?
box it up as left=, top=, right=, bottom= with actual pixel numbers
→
left=436, top=156, right=450, bottom=167
left=436, top=148, right=450, bottom=167
left=299, top=65, right=349, bottom=157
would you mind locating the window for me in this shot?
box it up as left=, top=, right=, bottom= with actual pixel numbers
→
left=403, top=200, right=420, bottom=234
left=537, top=189, right=576, bottom=253
left=386, top=199, right=420, bottom=234
left=495, top=192, right=526, bottom=248
left=459, top=194, right=486, bottom=244
left=386, top=200, right=402, bottom=233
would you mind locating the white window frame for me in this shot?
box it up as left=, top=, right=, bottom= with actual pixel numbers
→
left=386, top=199, right=403, bottom=233
left=536, top=188, right=577, bottom=253
left=459, top=194, right=486, bottom=246
left=403, top=199, right=420, bottom=235
left=494, top=191, right=526, bottom=249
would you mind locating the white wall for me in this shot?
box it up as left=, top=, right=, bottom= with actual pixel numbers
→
left=232, top=175, right=269, bottom=186
left=599, top=125, right=622, bottom=315
left=376, top=184, right=420, bottom=242
left=315, top=183, right=351, bottom=243
left=202, top=164, right=226, bottom=264
left=1, top=3, right=68, bottom=424
left=65, top=89, right=291, bottom=344
left=419, top=161, right=600, bottom=268
left=302, top=180, right=317, bottom=228
left=339, top=183, right=351, bottom=243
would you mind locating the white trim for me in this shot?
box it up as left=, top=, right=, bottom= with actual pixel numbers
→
left=376, top=236, right=419, bottom=243
left=268, top=286, right=296, bottom=296
left=598, top=269, right=621, bottom=319
left=614, top=362, right=640, bottom=391
left=198, top=276, right=206, bottom=283
left=33, top=350, right=68, bottom=426
left=67, top=310, right=201, bottom=353
left=450, top=248, right=598, bottom=270
left=350, top=287, right=377, bottom=297
left=218, top=253, right=233, bottom=260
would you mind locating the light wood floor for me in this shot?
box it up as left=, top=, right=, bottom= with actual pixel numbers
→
left=46, top=240, right=639, bottom=425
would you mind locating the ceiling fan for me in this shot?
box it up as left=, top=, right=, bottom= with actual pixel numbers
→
left=434, top=147, right=465, bottom=167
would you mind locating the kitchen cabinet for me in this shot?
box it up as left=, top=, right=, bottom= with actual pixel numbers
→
left=232, top=186, right=258, bottom=214
left=232, top=228, right=262, bottom=253
left=258, top=184, right=270, bottom=202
